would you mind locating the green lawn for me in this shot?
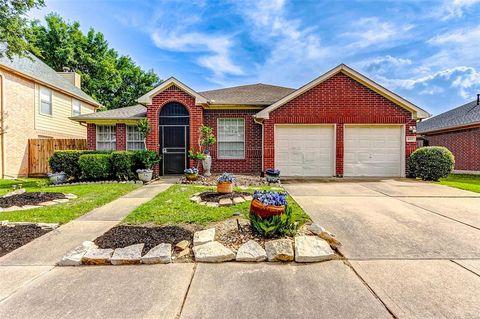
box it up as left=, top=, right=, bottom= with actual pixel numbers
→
left=438, top=174, right=480, bottom=193
left=0, top=178, right=141, bottom=224
left=123, top=184, right=310, bottom=226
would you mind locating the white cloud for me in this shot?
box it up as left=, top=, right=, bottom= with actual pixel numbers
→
left=438, top=0, right=480, bottom=20
left=342, top=18, right=413, bottom=49
left=151, top=30, right=243, bottom=77
left=428, top=25, right=480, bottom=45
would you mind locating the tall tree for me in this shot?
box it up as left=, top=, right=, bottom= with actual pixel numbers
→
left=0, top=0, right=44, bottom=59
left=27, top=13, right=160, bottom=109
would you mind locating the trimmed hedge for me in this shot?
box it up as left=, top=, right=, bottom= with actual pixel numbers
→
left=111, top=151, right=136, bottom=180
left=49, top=150, right=111, bottom=180
left=408, top=146, right=455, bottom=181
left=79, top=154, right=112, bottom=180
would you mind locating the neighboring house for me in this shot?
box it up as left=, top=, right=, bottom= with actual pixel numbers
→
left=72, top=64, right=430, bottom=177
left=0, top=54, right=101, bottom=178
left=418, top=98, right=480, bottom=174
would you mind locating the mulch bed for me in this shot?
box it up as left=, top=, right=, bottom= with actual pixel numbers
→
left=0, top=225, right=51, bottom=257
left=94, top=225, right=194, bottom=255
left=199, top=191, right=252, bottom=203
left=0, top=192, right=66, bottom=208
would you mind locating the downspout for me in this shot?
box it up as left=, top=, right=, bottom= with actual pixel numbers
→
left=0, top=72, right=5, bottom=178
left=253, top=116, right=264, bottom=174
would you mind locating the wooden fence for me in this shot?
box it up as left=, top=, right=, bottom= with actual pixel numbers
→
left=28, top=138, right=87, bottom=176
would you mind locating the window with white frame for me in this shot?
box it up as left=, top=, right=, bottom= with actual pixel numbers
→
left=127, top=125, right=145, bottom=150
left=72, top=99, right=81, bottom=116
left=217, top=118, right=245, bottom=159
left=96, top=125, right=116, bottom=150
left=39, top=87, right=52, bottom=115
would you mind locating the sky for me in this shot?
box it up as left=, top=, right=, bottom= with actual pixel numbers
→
left=29, top=0, right=480, bottom=115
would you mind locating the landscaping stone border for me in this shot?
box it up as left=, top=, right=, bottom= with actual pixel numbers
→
left=190, top=192, right=253, bottom=207
left=0, top=220, right=59, bottom=230
left=50, top=180, right=143, bottom=187
left=59, top=224, right=338, bottom=266
left=0, top=193, right=77, bottom=212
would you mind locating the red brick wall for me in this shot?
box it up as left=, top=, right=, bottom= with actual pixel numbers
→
left=204, top=109, right=262, bottom=174
left=146, top=85, right=204, bottom=175
left=424, top=127, right=480, bottom=172
left=116, top=124, right=126, bottom=151
left=87, top=123, right=96, bottom=150
left=264, top=72, right=416, bottom=176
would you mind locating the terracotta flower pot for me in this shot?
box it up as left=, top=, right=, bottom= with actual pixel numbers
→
left=250, top=199, right=285, bottom=219
left=185, top=173, right=198, bottom=181
left=217, top=182, right=233, bottom=193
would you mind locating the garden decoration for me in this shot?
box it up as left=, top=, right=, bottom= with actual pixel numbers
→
left=199, top=125, right=216, bottom=177
left=48, top=171, right=66, bottom=185
left=184, top=167, right=199, bottom=181
left=217, top=172, right=236, bottom=193
left=265, top=168, right=281, bottom=183
left=250, top=190, right=287, bottom=219
left=136, top=150, right=161, bottom=182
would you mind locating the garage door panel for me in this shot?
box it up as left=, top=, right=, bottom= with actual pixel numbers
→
left=275, top=126, right=334, bottom=177
left=345, top=126, right=403, bottom=177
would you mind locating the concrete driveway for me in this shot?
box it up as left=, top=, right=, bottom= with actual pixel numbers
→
left=284, top=178, right=480, bottom=318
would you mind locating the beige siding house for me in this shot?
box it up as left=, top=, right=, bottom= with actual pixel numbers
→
left=0, top=54, right=101, bottom=178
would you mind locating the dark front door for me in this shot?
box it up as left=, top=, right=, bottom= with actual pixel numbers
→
left=159, top=102, right=190, bottom=175
left=161, top=125, right=188, bottom=174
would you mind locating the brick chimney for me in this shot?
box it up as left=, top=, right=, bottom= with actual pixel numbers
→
left=57, top=69, right=81, bottom=89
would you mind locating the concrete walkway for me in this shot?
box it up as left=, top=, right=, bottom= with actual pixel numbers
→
left=0, top=181, right=172, bottom=303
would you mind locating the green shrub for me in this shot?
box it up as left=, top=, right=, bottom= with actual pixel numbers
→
left=49, top=150, right=111, bottom=180
left=249, top=205, right=299, bottom=238
left=111, top=151, right=136, bottom=180
left=133, top=150, right=161, bottom=169
left=408, top=146, right=455, bottom=181
left=79, top=154, right=112, bottom=180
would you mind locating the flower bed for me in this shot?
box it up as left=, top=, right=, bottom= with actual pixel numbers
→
left=0, top=223, right=56, bottom=257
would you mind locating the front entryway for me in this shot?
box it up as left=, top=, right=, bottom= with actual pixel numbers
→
left=159, top=102, right=189, bottom=175
left=274, top=125, right=335, bottom=176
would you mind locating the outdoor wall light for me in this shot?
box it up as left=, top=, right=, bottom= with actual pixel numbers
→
left=409, top=126, right=417, bottom=133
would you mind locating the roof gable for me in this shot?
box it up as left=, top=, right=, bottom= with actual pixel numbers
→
left=137, top=77, right=207, bottom=105
left=255, top=64, right=430, bottom=120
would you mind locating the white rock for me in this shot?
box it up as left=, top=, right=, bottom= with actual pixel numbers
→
left=110, top=244, right=144, bottom=265
left=175, top=240, right=190, bottom=251
left=193, top=241, right=235, bottom=262
left=38, top=201, right=57, bottom=206
left=242, top=195, right=253, bottom=201
left=82, top=248, right=114, bottom=265
left=37, top=223, right=59, bottom=230
left=232, top=197, right=245, bottom=205
left=3, top=188, right=26, bottom=197
left=206, top=202, right=219, bottom=207
left=218, top=198, right=233, bottom=206
left=190, top=196, right=202, bottom=203
left=82, top=241, right=98, bottom=249
left=307, top=223, right=342, bottom=248
left=193, top=228, right=215, bottom=246
left=58, top=245, right=87, bottom=266
left=294, top=236, right=335, bottom=263
left=236, top=240, right=266, bottom=262
left=64, top=193, right=78, bottom=199
left=3, top=206, right=21, bottom=212
left=53, top=198, right=70, bottom=203
left=199, top=201, right=207, bottom=206
left=265, top=239, right=294, bottom=262
left=21, top=205, right=43, bottom=210
left=1, top=220, right=9, bottom=226
left=141, top=243, right=172, bottom=264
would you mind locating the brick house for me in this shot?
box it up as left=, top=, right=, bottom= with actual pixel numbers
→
left=418, top=98, right=480, bottom=174
left=72, top=64, right=429, bottom=177
left=0, top=54, right=101, bottom=178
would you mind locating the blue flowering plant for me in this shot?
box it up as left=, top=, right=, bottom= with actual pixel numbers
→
left=253, top=190, right=287, bottom=206
left=217, top=172, right=236, bottom=184
left=184, top=167, right=198, bottom=175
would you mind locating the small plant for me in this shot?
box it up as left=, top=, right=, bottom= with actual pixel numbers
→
left=134, top=150, right=161, bottom=170
left=217, top=172, right=236, bottom=183
left=253, top=190, right=287, bottom=206
left=250, top=205, right=299, bottom=238
left=36, top=179, right=50, bottom=189
left=409, top=146, right=455, bottom=181
left=188, top=148, right=206, bottom=169
left=184, top=167, right=198, bottom=174
left=266, top=168, right=280, bottom=175
left=199, top=124, right=216, bottom=152
left=137, top=118, right=151, bottom=149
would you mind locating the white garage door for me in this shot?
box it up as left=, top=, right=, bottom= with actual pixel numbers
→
left=275, top=125, right=334, bottom=176
left=344, top=126, right=403, bottom=177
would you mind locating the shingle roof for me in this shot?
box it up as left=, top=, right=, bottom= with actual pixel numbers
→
left=417, top=100, right=480, bottom=133
left=0, top=52, right=101, bottom=107
left=71, top=104, right=146, bottom=121
left=200, top=83, right=295, bottom=105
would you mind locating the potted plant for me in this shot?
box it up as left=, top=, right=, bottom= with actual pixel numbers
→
left=199, top=125, right=216, bottom=177
left=135, top=150, right=161, bottom=182
left=48, top=171, right=66, bottom=185
left=184, top=167, right=199, bottom=181
left=188, top=149, right=206, bottom=169
left=217, top=172, right=236, bottom=193
left=250, top=190, right=287, bottom=219
left=265, top=168, right=281, bottom=183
